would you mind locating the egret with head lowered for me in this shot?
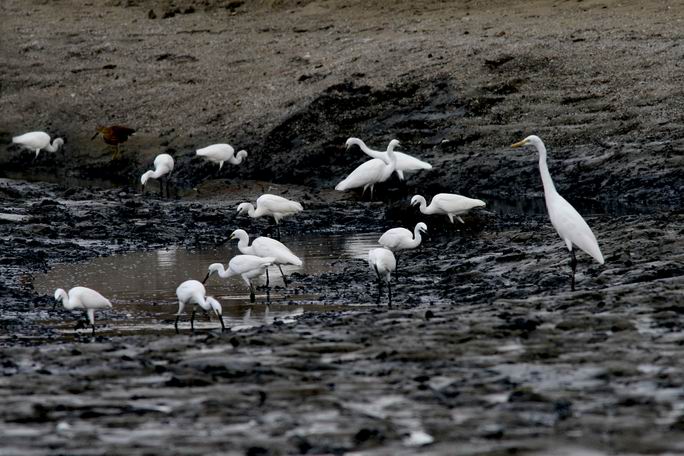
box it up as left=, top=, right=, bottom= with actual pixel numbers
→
left=368, top=248, right=397, bottom=307
left=237, top=194, right=303, bottom=239
left=510, top=135, right=604, bottom=290
left=346, top=137, right=432, bottom=180
left=411, top=194, right=485, bottom=224
left=196, top=144, right=247, bottom=170
left=141, top=153, right=174, bottom=197
left=12, top=131, right=64, bottom=159
left=335, top=139, right=399, bottom=200
left=174, top=279, right=224, bottom=334
left=204, top=255, right=276, bottom=303
left=53, top=286, right=112, bottom=334
left=229, top=229, right=302, bottom=288
left=378, top=222, right=427, bottom=279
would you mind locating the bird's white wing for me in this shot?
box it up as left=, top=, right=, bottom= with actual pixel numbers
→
left=257, top=194, right=303, bottom=212
left=335, top=159, right=385, bottom=191
left=230, top=255, right=277, bottom=274
left=394, top=152, right=432, bottom=171
left=73, top=287, right=113, bottom=309
left=253, top=238, right=302, bottom=266
left=196, top=144, right=233, bottom=158
left=378, top=228, right=411, bottom=249
left=548, top=195, right=604, bottom=264
left=433, top=194, right=485, bottom=213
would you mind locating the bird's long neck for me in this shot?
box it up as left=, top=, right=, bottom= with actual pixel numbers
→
left=354, top=139, right=382, bottom=158
left=230, top=152, right=246, bottom=164
left=45, top=139, right=61, bottom=153
left=60, top=291, right=77, bottom=310
left=237, top=236, right=254, bottom=254
left=385, top=148, right=397, bottom=171
left=248, top=205, right=259, bottom=218
left=417, top=197, right=430, bottom=214
left=536, top=142, right=557, bottom=196
left=410, top=226, right=423, bottom=248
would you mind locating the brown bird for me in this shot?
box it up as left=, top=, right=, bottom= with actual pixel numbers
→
left=91, top=125, right=136, bottom=159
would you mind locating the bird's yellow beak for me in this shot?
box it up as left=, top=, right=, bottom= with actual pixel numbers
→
left=510, top=139, right=527, bottom=148
left=229, top=234, right=235, bottom=240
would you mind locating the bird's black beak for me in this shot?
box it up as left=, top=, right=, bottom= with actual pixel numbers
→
left=91, top=132, right=99, bottom=140
left=202, top=272, right=210, bottom=284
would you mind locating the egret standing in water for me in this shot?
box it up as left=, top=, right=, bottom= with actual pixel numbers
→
left=335, top=139, right=399, bottom=200
left=196, top=144, right=247, bottom=170
left=378, top=222, right=427, bottom=279
left=53, top=286, right=112, bottom=334
left=141, top=153, right=174, bottom=197
left=174, top=280, right=225, bottom=334
left=229, top=229, right=302, bottom=288
left=368, top=248, right=397, bottom=307
left=12, top=131, right=64, bottom=158
left=511, top=135, right=604, bottom=290
left=237, top=194, right=303, bottom=239
left=346, top=137, right=432, bottom=180
left=203, top=255, right=276, bottom=303
left=411, top=194, right=486, bottom=224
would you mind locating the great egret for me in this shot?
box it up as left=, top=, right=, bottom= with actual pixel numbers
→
left=368, top=248, right=397, bottom=307
left=12, top=131, right=64, bottom=158
left=196, top=144, right=247, bottom=170
left=511, top=135, right=604, bottom=290
left=411, top=194, right=486, bottom=223
left=230, top=229, right=302, bottom=287
left=346, top=137, right=432, bottom=180
left=141, top=153, right=174, bottom=197
left=203, top=255, right=276, bottom=303
left=53, top=286, right=112, bottom=334
left=175, top=279, right=224, bottom=333
left=237, top=194, right=303, bottom=239
left=91, top=125, right=135, bottom=160
left=335, top=139, right=399, bottom=200
left=378, top=222, right=427, bottom=279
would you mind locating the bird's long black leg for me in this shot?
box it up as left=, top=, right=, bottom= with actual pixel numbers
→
left=276, top=224, right=281, bottom=240
left=277, top=264, right=288, bottom=288
left=159, top=177, right=164, bottom=197
left=92, top=323, right=96, bottom=335
left=570, top=249, right=577, bottom=292
left=190, top=309, right=196, bottom=334
left=387, top=280, right=392, bottom=308
left=373, top=265, right=382, bottom=304
left=174, top=315, right=180, bottom=334
left=218, top=314, right=225, bottom=332
left=265, top=269, right=270, bottom=288
left=250, top=283, right=256, bottom=303
left=395, top=255, right=400, bottom=282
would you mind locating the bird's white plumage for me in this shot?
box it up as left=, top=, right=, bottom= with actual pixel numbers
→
left=411, top=193, right=486, bottom=223
left=231, top=229, right=302, bottom=266
left=141, top=153, right=174, bottom=185
left=346, top=137, right=432, bottom=180
left=206, top=255, right=276, bottom=288
left=175, top=279, right=209, bottom=316
left=54, top=286, right=112, bottom=327
left=237, top=194, right=303, bottom=224
left=379, top=222, right=427, bottom=252
left=368, top=248, right=396, bottom=284
left=13, top=131, right=64, bottom=158
left=335, top=140, right=399, bottom=195
left=196, top=144, right=247, bottom=170
left=512, top=135, right=604, bottom=264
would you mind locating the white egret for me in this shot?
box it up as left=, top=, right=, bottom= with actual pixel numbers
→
left=53, top=286, right=112, bottom=334
left=203, top=255, right=276, bottom=303
left=141, top=153, right=174, bottom=197
left=511, top=135, right=604, bottom=290
left=411, top=194, right=486, bottom=224
left=346, top=137, right=432, bottom=180
left=230, top=229, right=302, bottom=287
left=368, top=248, right=397, bottom=307
left=335, top=139, right=399, bottom=200
left=12, top=131, right=64, bottom=158
left=196, top=144, right=248, bottom=170
left=378, top=222, right=427, bottom=279
left=237, top=194, right=303, bottom=239
left=174, top=279, right=225, bottom=333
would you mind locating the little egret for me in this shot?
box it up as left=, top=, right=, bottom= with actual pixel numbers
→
left=174, top=279, right=225, bottom=334
left=335, top=139, right=399, bottom=200
left=378, top=222, right=427, bottom=279
left=346, top=137, right=432, bottom=180
left=411, top=194, right=486, bottom=224
left=91, top=125, right=135, bottom=159
left=230, top=229, right=302, bottom=287
left=237, top=194, right=303, bottom=239
left=196, top=144, right=247, bottom=170
left=53, top=286, right=112, bottom=334
left=368, top=248, right=397, bottom=307
left=203, top=255, right=276, bottom=303
left=511, top=135, right=604, bottom=290
left=141, top=153, right=174, bottom=197
left=12, top=131, right=64, bottom=158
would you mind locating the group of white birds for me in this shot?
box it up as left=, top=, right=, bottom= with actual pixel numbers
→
left=17, top=130, right=604, bottom=334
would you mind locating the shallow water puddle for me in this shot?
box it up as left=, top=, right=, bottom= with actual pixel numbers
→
left=33, top=233, right=381, bottom=333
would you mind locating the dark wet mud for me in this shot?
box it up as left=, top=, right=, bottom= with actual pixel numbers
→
left=2, top=0, right=684, bottom=454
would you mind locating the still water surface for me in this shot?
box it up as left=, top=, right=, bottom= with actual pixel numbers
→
left=34, top=233, right=382, bottom=333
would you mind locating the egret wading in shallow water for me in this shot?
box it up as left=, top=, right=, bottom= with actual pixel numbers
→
left=196, top=144, right=247, bottom=170
left=230, top=229, right=302, bottom=288
left=411, top=194, right=486, bottom=224
left=510, top=135, right=604, bottom=291
left=53, top=286, right=112, bottom=334
left=203, top=255, right=276, bottom=303
left=378, top=222, right=427, bottom=280
left=237, top=194, right=303, bottom=239
left=12, top=132, right=64, bottom=159
left=346, top=137, right=432, bottom=180
left=335, top=139, right=399, bottom=200
left=91, top=125, right=135, bottom=160
left=174, top=280, right=224, bottom=334
left=141, top=153, right=174, bottom=197
left=368, top=248, right=397, bottom=307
